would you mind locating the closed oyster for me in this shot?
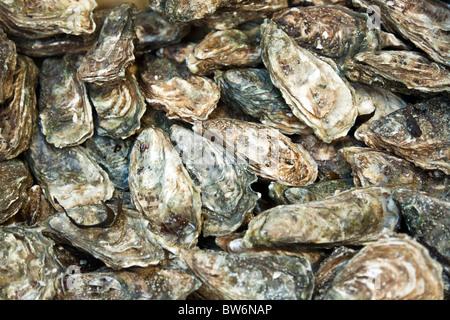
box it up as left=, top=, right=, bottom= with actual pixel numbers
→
left=0, top=159, right=33, bottom=224
left=0, top=225, right=64, bottom=300
left=129, top=127, right=202, bottom=253
left=215, top=68, right=312, bottom=135
left=323, top=234, right=444, bottom=300
left=170, top=125, right=260, bottom=236
left=0, top=0, right=97, bottom=39
left=187, top=29, right=261, bottom=76
left=261, top=19, right=357, bottom=143
left=357, top=97, right=450, bottom=174
left=156, top=42, right=196, bottom=63
left=194, top=119, right=318, bottom=187
left=344, top=51, right=450, bottom=95
left=352, top=0, right=450, bottom=67
left=139, top=56, right=220, bottom=123
left=0, top=55, right=38, bottom=162
left=21, top=185, right=56, bottom=227
left=88, top=72, right=146, bottom=139
left=39, top=55, right=93, bottom=148
left=26, top=130, right=115, bottom=211
left=78, top=4, right=136, bottom=86
left=0, top=28, right=16, bottom=104
left=243, top=187, right=399, bottom=248
left=181, top=247, right=314, bottom=300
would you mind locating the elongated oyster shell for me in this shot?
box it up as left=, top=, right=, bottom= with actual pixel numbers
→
left=129, top=127, right=202, bottom=253
left=323, top=234, right=444, bottom=300
left=243, top=187, right=399, bottom=248
left=26, top=130, right=115, bottom=211
left=194, top=119, right=318, bottom=187
left=215, top=68, right=312, bottom=135
left=261, top=19, right=357, bottom=143
left=0, top=0, right=97, bottom=39
left=0, top=159, right=33, bottom=224
left=39, top=55, right=93, bottom=148
left=0, top=28, right=16, bottom=104
left=344, top=51, right=450, bottom=95
left=357, top=97, right=450, bottom=175
left=0, top=55, right=38, bottom=162
left=353, top=0, right=450, bottom=67
left=78, top=4, right=136, bottom=86
left=139, top=56, right=220, bottom=123
left=170, top=125, right=260, bottom=236
left=181, top=247, right=314, bottom=300
left=0, top=225, right=64, bottom=300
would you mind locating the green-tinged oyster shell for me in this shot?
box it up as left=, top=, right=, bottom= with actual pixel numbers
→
left=0, top=28, right=16, bottom=104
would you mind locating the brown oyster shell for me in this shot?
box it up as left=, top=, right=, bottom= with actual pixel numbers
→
left=0, top=28, right=16, bottom=104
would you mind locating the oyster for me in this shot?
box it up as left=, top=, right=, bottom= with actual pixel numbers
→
left=39, top=55, right=94, bottom=148
left=0, top=28, right=16, bottom=104
left=243, top=187, right=399, bottom=248
left=215, top=68, right=312, bottom=135
left=170, top=125, right=260, bottom=236
left=0, top=225, right=64, bottom=300
left=87, top=72, right=146, bottom=139
left=186, top=29, right=261, bottom=76
left=261, top=19, right=357, bottom=143
left=78, top=4, right=136, bottom=86
left=0, top=159, right=33, bottom=224
left=344, top=51, right=450, bottom=95
left=0, top=0, right=97, bottom=39
left=181, top=247, right=314, bottom=300
left=0, top=55, right=38, bottom=162
left=139, top=56, right=220, bottom=123
left=21, top=185, right=56, bottom=227
left=26, top=130, right=115, bottom=211
left=323, top=234, right=444, bottom=300
left=156, top=42, right=196, bottom=63
left=129, top=127, right=202, bottom=253
left=356, top=97, right=450, bottom=175
left=194, top=119, right=318, bottom=187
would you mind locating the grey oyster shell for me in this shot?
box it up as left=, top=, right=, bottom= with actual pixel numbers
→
left=0, top=0, right=97, bottom=39
left=139, top=56, right=220, bottom=123
left=215, top=68, right=312, bottom=135
left=323, top=234, right=444, bottom=300
left=352, top=0, right=450, bottom=67
left=170, top=125, right=260, bottom=236
left=357, top=97, right=450, bottom=175
left=129, top=127, right=202, bottom=254
left=39, top=55, right=94, bottom=148
left=0, top=55, right=38, bottom=162
left=186, top=29, right=261, bottom=76
left=0, top=225, right=64, bottom=300
left=243, top=187, right=399, bottom=248
left=26, top=129, right=115, bottom=211
left=45, top=205, right=165, bottom=270
left=88, top=72, right=146, bottom=139
left=78, top=4, right=136, bottom=86
left=261, top=19, right=357, bottom=143
left=181, top=247, right=314, bottom=300
left=0, top=159, right=33, bottom=224
left=194, top=119, right=318, bottom=187
left=0, top=28, right=16, bottom=104
left=57, top=266, right=200, bottom=300
left=344, top=51, right=450, bottom=95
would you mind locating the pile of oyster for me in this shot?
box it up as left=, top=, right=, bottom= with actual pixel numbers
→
left=0, top=0, right=449, bottom=300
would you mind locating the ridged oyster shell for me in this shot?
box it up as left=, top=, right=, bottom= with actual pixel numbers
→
left=0, top=28, right=16, bottom=104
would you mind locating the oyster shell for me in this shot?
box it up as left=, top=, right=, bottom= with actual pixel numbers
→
left=77, top=4, right=136, bottom=86
left=323, top=234, right=444, bottom=300
left=39, top=55, right=94, bottom=148
left=0, top=28, right=16, bottom=104
left=0, top=0, right=97, bottom=39
left=243, top=187, right=399, bottom=248
left=261, top=19, right=357, bottom=143
left=215, top=68, right=312, bottom=135
left=129, top=127, right=202, bottom=253
left=0, top=159, right=33, bottom=224
left=26, top=129, right=115, bottom=211
left=21, top=185, right=56, bottom=227
left=0, top=225, right=64, bottom=300
left=170, top=125, right=260, bottom=236
left=0, top=55, right=38, bottom=162
left=356, top=97, right=450, bottom=175
left=194, top=119, right=318, bottom=187
left=155, top=42, right=196, bottom=63
left=181, top=247, right=314, bottom=300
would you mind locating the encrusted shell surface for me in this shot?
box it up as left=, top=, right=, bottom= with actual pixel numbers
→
left=0, top=28, right=16, bottom=104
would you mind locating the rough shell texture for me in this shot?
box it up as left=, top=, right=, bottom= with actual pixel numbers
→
left=0, top=28, right=16, bottom=104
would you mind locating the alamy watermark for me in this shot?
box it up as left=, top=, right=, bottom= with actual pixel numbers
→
left=367, top=5, right=381, bottom=30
